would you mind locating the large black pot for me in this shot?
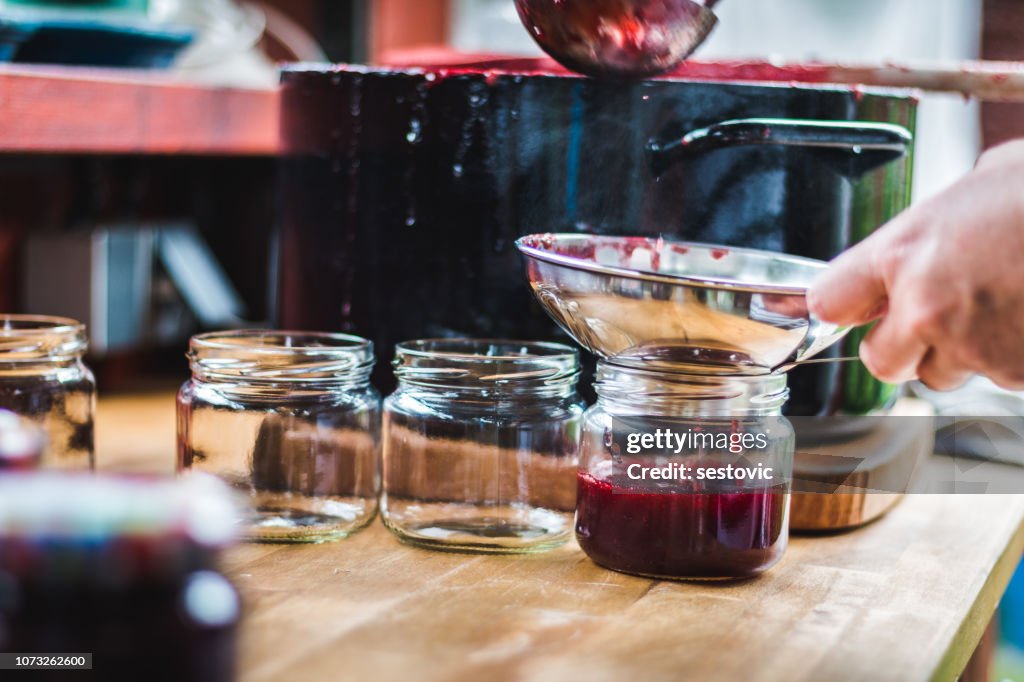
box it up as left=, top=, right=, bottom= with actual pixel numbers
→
left=277, top=59, right=917, bottom=416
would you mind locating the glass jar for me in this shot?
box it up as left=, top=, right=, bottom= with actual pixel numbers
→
left=0, top=315, right=95, bottom=470
left=576, top=361, right=794, bottom=580
left=382, top=339, right=584, bottom=553
left=177, top=330, right=380, bottom=543
left=0, top=473, right=240, bottom=682
left=0, top=410, right=43, bottom=471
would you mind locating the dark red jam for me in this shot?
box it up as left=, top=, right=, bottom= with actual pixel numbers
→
left=575, top=471, right=789, bottom=579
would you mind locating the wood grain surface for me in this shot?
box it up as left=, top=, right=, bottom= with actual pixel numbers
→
left=97, top=392, right=1024, bottom=682
left=0, top=64, right=279, bottom=155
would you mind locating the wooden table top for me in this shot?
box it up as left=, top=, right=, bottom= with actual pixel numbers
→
left=97, top=392, right=1024, bottom=682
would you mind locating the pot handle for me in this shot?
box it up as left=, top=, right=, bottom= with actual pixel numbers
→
left=647, top=118, right=913, bottom=178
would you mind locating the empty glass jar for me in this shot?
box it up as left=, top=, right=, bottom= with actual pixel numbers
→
left=177, top=331, right=380, bottom=543
left=382, top=339, right=584, bottom=553
left=0, top=315, right=95, bottom=470
left=576, top=361, right=794, bottom=580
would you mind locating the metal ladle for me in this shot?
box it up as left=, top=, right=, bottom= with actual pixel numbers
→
left=514, top=0, right=720, bottom=79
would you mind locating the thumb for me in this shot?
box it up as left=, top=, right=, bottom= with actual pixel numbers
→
left=807, top=239, right=888, bottom=326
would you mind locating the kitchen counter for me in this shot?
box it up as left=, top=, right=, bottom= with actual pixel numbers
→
left=97, top=392, right=1024, bottom=682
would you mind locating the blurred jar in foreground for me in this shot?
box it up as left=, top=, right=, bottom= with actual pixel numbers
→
left=178, top=330, right=381, bottom=543
left=0, top=473, right=240, bottom=682
left=577, top=362, right=794, bottom=580
left=0, top=410, right=43, bottom=471
left=382, top=339, right=584, bottom=553
left=0, top=315, right=95, bottom=470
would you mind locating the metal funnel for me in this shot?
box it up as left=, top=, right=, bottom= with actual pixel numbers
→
left=516, top=234, right=850, bottom=376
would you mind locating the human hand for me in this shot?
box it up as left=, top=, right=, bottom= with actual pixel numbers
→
left=807, top=139, right=1024, bottom=391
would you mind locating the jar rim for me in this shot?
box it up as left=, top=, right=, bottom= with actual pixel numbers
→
left=0, top=314, right=88, bottom=361
left=188, top=330, right=374, bottom=385
left=395, top=338, right=578, bottom=362
left=393, top=338, right=580, bottom=390
left=595, top=359, right=789, bottom=415
left=0, top=314, right=85, bottom=335
left=602, top=358, right=789, bottom=385
left=191, top=330, right=372, bottom=354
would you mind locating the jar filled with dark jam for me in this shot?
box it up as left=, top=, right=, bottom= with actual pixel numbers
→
left=576, top=361, right=794, bottom=580
left=0, top=474, right=240, bottom=682
left=382, top=339, right=584, bottom=553
left=0, top=315, right=95, bottom=470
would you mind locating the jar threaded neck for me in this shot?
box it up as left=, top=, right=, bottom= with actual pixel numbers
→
left=0, top=315, right=88, bottom=363
left=595, top=359, right=789, bottom=417
left=393, top=339, right=580, bottom=399
left=188, top=331, right=374, bottom=388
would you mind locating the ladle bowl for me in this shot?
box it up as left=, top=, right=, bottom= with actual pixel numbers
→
left=516, top=234, right=851, bottom=376
left=514, top=0, right=719, bottom=79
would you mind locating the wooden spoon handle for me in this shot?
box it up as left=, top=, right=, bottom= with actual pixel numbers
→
left=821, top=61, right=1024, bottom=102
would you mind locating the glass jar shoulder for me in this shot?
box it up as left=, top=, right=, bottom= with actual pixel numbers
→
left=0, top=361, right=95, bottom=422
left=0, top=360, right=95, bottom=388
left=587, top=400, right=795, bottom=432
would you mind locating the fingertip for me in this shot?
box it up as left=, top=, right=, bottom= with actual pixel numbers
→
left=807, top=273, right=862, bottom=325
left=858, top=343, right=892, bottom=384
left=859, top=337, right=919, bottom=384
left=805, top=289, right=822, bottom=320
left=806, top=272, right=838, bottom=322
left=807, top=248, right=887, bottom=326
left=858, top=341, right=877, bottom=375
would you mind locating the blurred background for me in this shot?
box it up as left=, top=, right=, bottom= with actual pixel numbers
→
left=4, top=0, right=1024, bottom=384
left=0, top=1, right=1024, bottom=678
